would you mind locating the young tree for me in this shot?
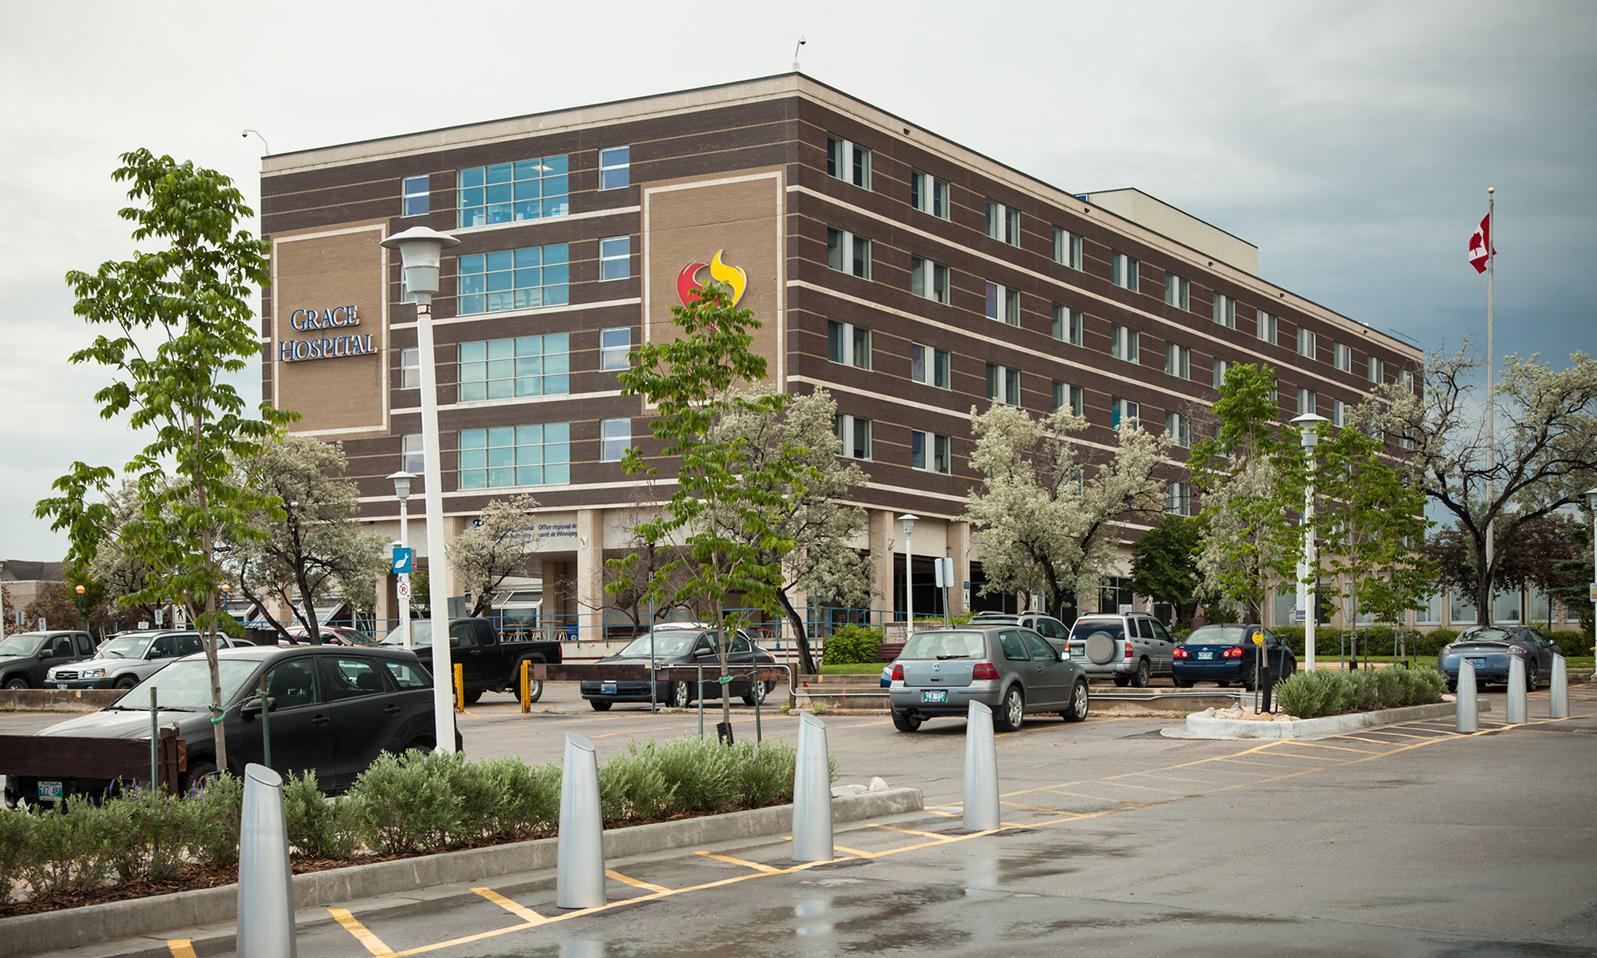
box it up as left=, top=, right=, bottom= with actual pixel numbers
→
left=35, top=149, right=292, bottom=771
left=228, top=434, right=386, bottom=644
left=964, top=404, right=1169, bottom=621
left=1377, top=346, right=1597, bottom=624
left=1129, top=515, right=1206, bottom=629
left=83, top=481, right=160, bottom=627
left=447, top=495, right=542, bottom=616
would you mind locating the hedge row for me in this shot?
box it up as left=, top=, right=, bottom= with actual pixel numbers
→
left=820, top=625, right=883, bottom=665
left=1273, top=667, right=1447, bottom=719
left=0, top=737, right=810, bottom=909
left=1266, top=626, right=1593, bottom=659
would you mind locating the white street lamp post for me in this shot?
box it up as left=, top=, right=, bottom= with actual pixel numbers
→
left=382, top=227, right=461, bottom=753
left=1586, top=488, right=1597, bottom=660
left=900, top=514, right=918, bottom=636
left=388, top=471, right=415, bottom=650
left=1291, top=414, right=1327, bottom=673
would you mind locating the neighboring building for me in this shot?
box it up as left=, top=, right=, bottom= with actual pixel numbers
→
left=259, top=73, right=1423, bottom=640
left=1, top=560, right=65, bottom=627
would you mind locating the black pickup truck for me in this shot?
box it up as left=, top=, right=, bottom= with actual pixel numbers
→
left=380, top=617, right=562, bottom=704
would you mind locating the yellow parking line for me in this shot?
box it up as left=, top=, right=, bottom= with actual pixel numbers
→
left=605, top=869, right=672, bottom=894
left=1085, top=779, right=1191, bottom=794
left=1279, top=740, right=1384, bottom=754
left=694, top=850, right=781, bottom=874
left=472, top=887, right=545, bottom=924
left=1001, top=798, right=1090, bottom=814
left=833, top=843, right=877, bottom=858
left=868, top=823, right=952, bottom=840
left=166, top=942, right=197, bottom=958
left=924, top=808, right=961, bottom=818
left=328, top=907, right=396, bottom=957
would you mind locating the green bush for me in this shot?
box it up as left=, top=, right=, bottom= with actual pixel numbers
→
left=283, top=772, right=360, bottom=860
left=1545, top=630, right=1595, bottom=658
left=21, top=796, right=116, bottom=896
left=598, top=743, right=677, bottom=824
left=0, top=807, right=34, bottom=903
left=102, top=788, right=191, bottom=882
left=188, top=773, right=244, bottom=870
left=348, top=750, right=463, bottom=854
left=1274, top=666, right=1445, bottom=719
left=468, top=758, right=558, bottom=842
left=1415, top=629, right=1458, bottom=656
left=820, top=625, right=884, bottom=665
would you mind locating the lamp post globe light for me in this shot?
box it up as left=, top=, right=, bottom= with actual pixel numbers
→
left=381, top=226, right=461, bottom=754
left=388, top=470, right=416, bottom=650
left=74, top=583, right=86, bottom=624
left=1290, top=413, right=1327, bottom=673
left=899, top=514, right=918, bottom=635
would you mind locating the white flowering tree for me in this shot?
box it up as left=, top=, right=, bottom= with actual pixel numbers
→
left=447, top=494, right=543, bottom=616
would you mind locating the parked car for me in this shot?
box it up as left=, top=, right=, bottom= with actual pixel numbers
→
left=1066, top=613, right=1178, bottom=687
left=1437, top=626, right=1561, bottom=691
left=46, top=630, right=246, bottom=690
left=280, top=625, right=377, bottom=647
left=580, top=626, right=778, bottom=710
left=880, top=663, right=893, bottom=688
left=7, top=645, right=451, bottom=805
left=380, top=617, right=561, bottom=704
left=0, top=631, right=96, bottom=689
left=1172, top=624, right=1296, bottom=689
left=888, top=624, right=1089, bottom=733
left=970, top=611, right=1073, bottom=645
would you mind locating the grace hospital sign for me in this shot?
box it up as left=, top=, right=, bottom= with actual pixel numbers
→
left=278, top=305, right=377, bottom=363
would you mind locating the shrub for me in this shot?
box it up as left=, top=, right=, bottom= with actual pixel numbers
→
left=348, top=750, right=463, bottom=854
left=21, top=796, right=117, bottom=896
left=652, top=737, right=738, bottom=815
left=283, top=772, right=359, bottom=860
left=732, top=741, right=798, bottom=808
left=187, top=773, right=244, bottom=870
left=821, top=625, right=883, bottom=665
left=1415, top=629, right=1458, bottom=656
left=598, top=744, right=677, bottom=825
left=468, top=758, right=558, bottom=841
left=102, top=788, right=191, bottom=882
left=1273, top=666, right=1446, bottom=719
left=0, top=808, right=35, bottom=904
left=1545, top=630, right=1595, bottom=658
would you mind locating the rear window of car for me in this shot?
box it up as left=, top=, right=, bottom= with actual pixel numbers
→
left=1187, top=626, right=1250, bottom=645
left=383, top=660, right=431, bottom=689
left=901, top=631, right=985, bottom=660
left=1069, top=620, right=1123, bottom=641
left=1460, top=627, right=1512, bottom=643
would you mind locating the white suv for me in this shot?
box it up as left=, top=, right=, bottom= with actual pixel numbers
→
left=1066, top=613, right=1177, bottom=687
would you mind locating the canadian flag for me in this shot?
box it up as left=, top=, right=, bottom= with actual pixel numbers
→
left=1467, top=214, right=1495, bottom=274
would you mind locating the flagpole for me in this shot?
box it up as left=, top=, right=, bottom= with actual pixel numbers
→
left=1485, top=185, right=1496, bottom=611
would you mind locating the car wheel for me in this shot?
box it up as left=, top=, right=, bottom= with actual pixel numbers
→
left=742, top=680, right=772, bottom=707
left=1217, top=681, right=1231, bottom=688
left=994, top=686, right=1025, bottom=732
left=1525, top=663, right=1539, bottom=692
left=589, top=699, right=612, bottom=712
left=1061, top=680, right=1090, bottom=723
left=114, top=675, right=139, bottom=690
left=891, top=709, right=923, bottom=733
left=1172, top=674, right=1193, bottom=688
left=524, top=678, right=545, bottom=703
left=1131, top=658, right=1151, bottom=688
left=1446, top=679, right=1458, bottom=693
left=1112, top=674, right=1131, bottom=688
left=670, top=680, right=693, bottom=709
left=181, top=761, right=219, bottom=795
left=3, top=676, right=29, bottom=690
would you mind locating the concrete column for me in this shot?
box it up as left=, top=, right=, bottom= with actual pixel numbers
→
left=577, top=509, right=605, bottom=644
left=373, top=574, right=392, bottom=636
left=949, top=520, right=971, bottom=616
left=869, top=509, right=895, bottom=627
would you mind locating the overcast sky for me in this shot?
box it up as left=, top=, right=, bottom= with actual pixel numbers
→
left=2, top=0, right=1593, bottom=560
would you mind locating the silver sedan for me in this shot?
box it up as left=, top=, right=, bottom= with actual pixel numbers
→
left=888, top=625, right=1089, bottom=732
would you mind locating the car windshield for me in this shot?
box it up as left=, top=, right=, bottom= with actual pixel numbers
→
left=381, top=621, right=434, bottom=646
left=1187, top=626, right=1251, bottom=645
left=1459, top=627, right=1513, bottom=644
left=617, top=632, right=701, bottom=657
left=0, top=634, right=45, bottom=656
left=112, top=659, right=260, bottom=711
left=96, top=634, right=155, bottom=659
left=1069, top=620, right=1124, bottom=641
left=900, top=631, right=984, bottom=660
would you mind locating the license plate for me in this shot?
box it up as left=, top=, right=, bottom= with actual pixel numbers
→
left=1198, top=651, right=1214, bottom=660
left=601, top=682, right=617, bottom=695
left=921, top=690, right=948, bottom=704
left=37, top=781, right=63, bottom=801
left=1467, top=657, right=1486, bottom=666
left=56, top=683, right=69, bottom=690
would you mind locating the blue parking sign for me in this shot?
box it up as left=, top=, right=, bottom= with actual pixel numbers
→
left=392, top=547, right=414, bottom=575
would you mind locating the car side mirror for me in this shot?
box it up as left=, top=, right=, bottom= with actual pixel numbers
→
left=38, top=649, right=55, bottom=659
left=241, top=695, right=278, bottom=721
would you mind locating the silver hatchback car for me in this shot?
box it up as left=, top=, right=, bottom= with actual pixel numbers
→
left=888, top=625, right=1089, bottom=733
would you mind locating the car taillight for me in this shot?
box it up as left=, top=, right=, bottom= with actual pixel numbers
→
left=1508, top=645, right=1526, bottom=656
left=972, top=662, right=1000, bottom=681
left=891, top=663, right=904, bottom=681
left=1124, top=642, right=1135, bottom=658
left=1222, top=646, right=1244, bottom=659
left=1173, top=647, right=1189, bottom=659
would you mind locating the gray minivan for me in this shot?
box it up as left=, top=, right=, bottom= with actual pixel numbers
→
left=888, top=625, right=1089, bottom=733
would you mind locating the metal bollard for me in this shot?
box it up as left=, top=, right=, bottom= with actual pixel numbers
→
left=963, top=701, right=1000, bottom=832
left=791, top=712, right=833, bottom=862
left=1550, top=655, right=1569, bottom=719
left=556, top=734, right=606, bottom=909
left=1506, top=656, right=1527, bottom=724
left=238, top=764, right=297, bottom=958
left=1455, top=659, right=1478, bottom=733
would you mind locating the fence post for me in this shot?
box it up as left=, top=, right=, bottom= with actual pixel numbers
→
left=149, top=686, right=159, bottom=790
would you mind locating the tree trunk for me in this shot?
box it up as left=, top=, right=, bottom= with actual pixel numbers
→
left=295, top=567, right=322, bottom=645
left=202, top=591, right=227, bottom=773
left=777, top=590, right=815, bottom=674
left=1473, top=545, right=1493, bottom=626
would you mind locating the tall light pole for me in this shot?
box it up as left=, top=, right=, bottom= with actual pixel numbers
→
left=1291, top=413, right=1327, bottom=672
left=1586, top=488, right=1597, bottom=660
left=381, top=226, right=461, bottom=754
left=899, top=514, right=918, bottom=635
left=388, top=471, right=415, bottom=649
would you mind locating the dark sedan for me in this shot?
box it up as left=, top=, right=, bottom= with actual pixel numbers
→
left=1438, top=626, right=1561, bottom=691
left=579, top=626, right=778, bottom=711
left=1172, top=624, right=1297, bottom=689
left=8, top=645, right=451, bottom=804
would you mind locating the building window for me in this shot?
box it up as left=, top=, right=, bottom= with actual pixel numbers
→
left=910, top=342, right=951, bottom=389
left=1213, top=358, right=1231, bottom=390
left=826, top=136, right=871, bottom=189
left=910, top=170, right=949, bottom=218
left=1332, top=398, right=1347, bottom=427
left=458, top=156, right=569, bottom=228
left=1297, top=327, right=1317, bottom=359
left=826, top=228, right=872, bottom=279
left=1054, top=228, right=1083, bottom=270
left=834, top=414, right=872, bottom=460
left=1254, top=309, right=1275, bottom=342
left=1053, top=380, right=1083, bottom=416
left=402, top=175, right=429, bottom=217
left=986, top=201, right=1021, bottom=245
left=1297, top=387, right=1317, bottom=416
left=985, top=282, right=1021, bottom=326
left=456, top=244, right=569, bottom=314
left=600, top=418, right=630, bottom=462
left=911, top=256, right=950, bottom=304
left=1165, top=481, right=1191, bottom=517
left=1367, top=355, right=1385, bottom=384
left=457, top=334, right=570, bottom=401
left=1165, top=411, right=1191, bottom=447
left=1111, top=253, right=1139, bottom=291
left=1052, top=305, right=1084, bottom=345
left=1164, top=273, right=1190, bottom=310
left=1333, top=341, right=1353, bottom=373
left=599, top=236, right=631, bottom=281
left=459, top=423, right=571, bottom=489
left=600, top=327, right=630, bottom=371
left=826, top=320, right=872, bottom=370
left=1110, top=324, right=1139, bottom=363
left=986, top=363, right=1020, bottom=406
left=911, top=431, right=951, bottom=474
left=1110, top=397, right=1140, bottom=429
left=1398, top=368, right=1414, bottom=391
left=402, top=433, right=424, bottom=474
left=598, top=146, right=630, bottom=190
left=1215, top=294, right=1238, bottom=330
left=1165, top=343, right=1191, bottom=380
left=399, top=346, right=419, bottom=389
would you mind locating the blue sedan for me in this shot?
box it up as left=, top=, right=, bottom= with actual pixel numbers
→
left=1172, top=624, right=1296, bottom=690
left=1438, top=626, right=1560, bottom=691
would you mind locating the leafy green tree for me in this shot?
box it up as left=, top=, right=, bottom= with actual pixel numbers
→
left=35, top=149, right=292, bottom=770
left=447, top=494, right=542, bottom=616
left=1130, top=516, right=1206, bottom=628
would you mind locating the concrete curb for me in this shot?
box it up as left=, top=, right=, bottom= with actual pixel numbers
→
left=0, top=787, right=923, bottom=958
left=1171, top=700, right=1488, bottom=740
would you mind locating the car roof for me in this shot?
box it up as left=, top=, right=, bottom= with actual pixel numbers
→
left=208, top=644, right=416, bottom=663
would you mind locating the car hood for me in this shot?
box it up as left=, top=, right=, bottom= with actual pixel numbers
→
left=39, top=708, right=208, bottom=739
left=0, top=654, right=33, bottom=665
left=49, top=656, right=144, bottom=672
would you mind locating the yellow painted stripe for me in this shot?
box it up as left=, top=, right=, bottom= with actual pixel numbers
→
left=833, top=843, right=878, bottom=858
left=695, top=850, right=781, bottom=874
left=167, top=942, right=197, bottom=958
left=606, top=868, right=672, bottom=893
left=472, top=887, right=545, bottom=923
left=328, top=907, right=396, bottom=957
left=868, top=823, right=950, bottom=840
left=1001, top=798, right=1089, bottom=814
left=1281, top=739, right=1387, bottom=754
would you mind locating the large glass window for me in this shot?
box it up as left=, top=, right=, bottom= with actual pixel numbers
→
left=986, top=364, right=1020, bottom=406
left=1492, top=590, right=1522, bottom=624
left=457, top=156, right=569, bottom=228
left=599, top=236, right=631, bottom=281
left=1165, top=343, right=1191, bottom=379
left=1165, top=481, right=1191, bottom=516
left=1450, top=590, right=1477, bottom=626
left=459, top=423, right=571, bottom=489
left=402, top=175, right=429, bottom=217
left=834, top=414, right=872, bottom=460
left=1053, top=381, right=1083, bottom=416
left=1111, top=252, right=1139, bottom=291
left=1164, top=272, right=1190, bottom=310
left=600, top=327, right=631, bottom=371
left=600, top=418, right=630, bottom=462
left=1213, top=358, right=1231, bottom=390
left=985, top=201, right=1021, bottom=245
left=910, top=343, right=950, bottom=389
left=1297, top=327, right=1317, bottom=359
left=1333, top=341, right=1353, bottom=373
left=457, top=334, right=570, bottom=401
left=456, top=244, right=569, bottom=315
left=984, top=282, right=1020, bottom=325
left=1216, top=294, right=1238, bottom=331
left=598, top=146, right=630, bottom=190
left=1110, top=397, right=1140, bottom=429
left=1110, top=324, right=1139, bottom=363
left=1165, top=411, right=1191, bottom=447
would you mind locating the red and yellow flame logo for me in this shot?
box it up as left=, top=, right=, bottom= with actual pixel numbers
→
left=676, top=249, right=747, bottom=307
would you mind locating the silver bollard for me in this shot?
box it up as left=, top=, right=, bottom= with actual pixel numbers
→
left=1506, top=655, right=1527, bottom=724
left=556, top=733, right=606, bottom=909
left=1550, top=655, right=1569, bottom=719
left=963, top=701, right=1000, bottom=831
left=1455, top=659, right=1478, bottom=733
left=791, top=713, right=833, bottom=862
left=238, top=763, right=297, bottom=958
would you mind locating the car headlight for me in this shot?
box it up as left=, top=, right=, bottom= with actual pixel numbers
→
left=84, top=668, right=107, bottom=679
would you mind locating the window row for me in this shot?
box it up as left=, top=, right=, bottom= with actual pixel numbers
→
left=399, top=146, right=631, bottom=225
left=831, top=414, right=951, bottom=474
left=401, top=418, right=636, bottom=485
left=396, top=327, right=633, bottom=393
